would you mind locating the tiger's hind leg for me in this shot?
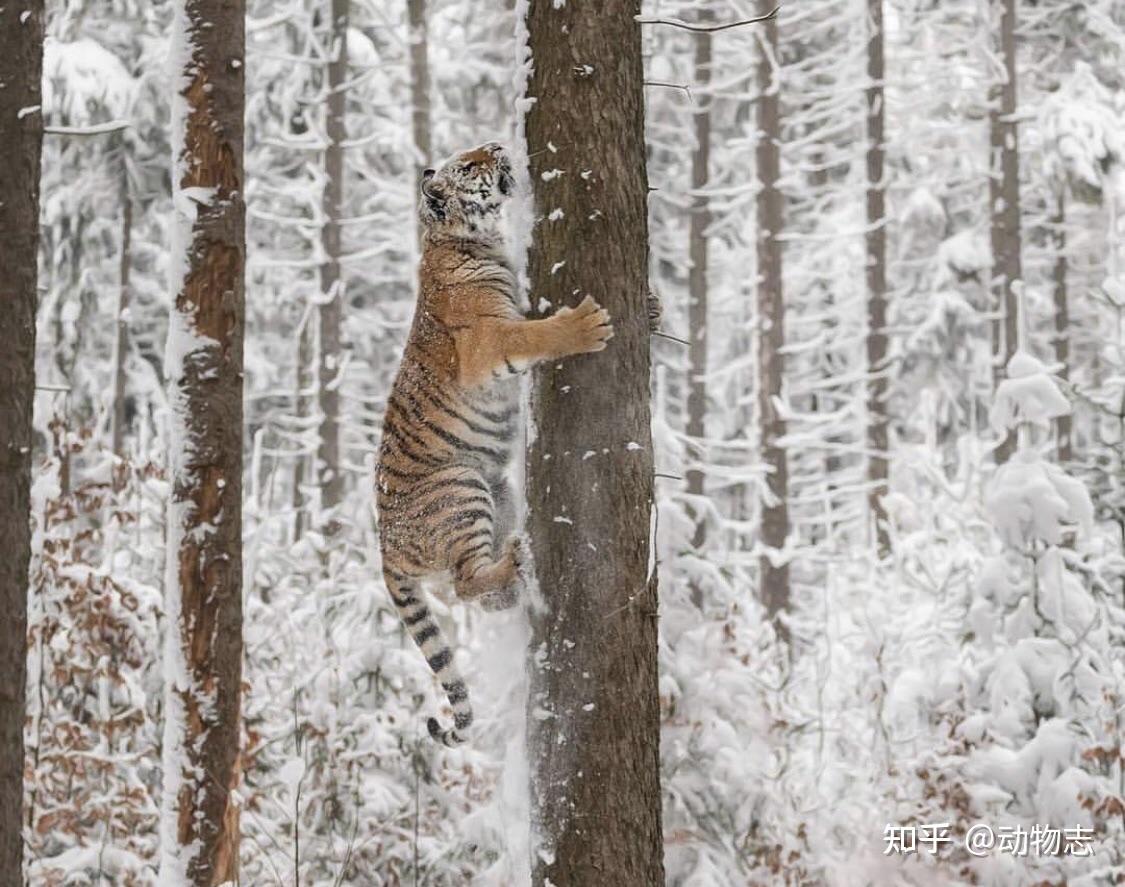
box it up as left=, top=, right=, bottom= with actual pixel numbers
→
left=478, top=477, right=522, bottom=611
left=453, top=534, right=524, bottom=603
left=449, top=489, right=524, bottom=606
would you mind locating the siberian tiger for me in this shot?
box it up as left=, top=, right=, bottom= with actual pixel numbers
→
left=375, top=142, right=614, bottom=746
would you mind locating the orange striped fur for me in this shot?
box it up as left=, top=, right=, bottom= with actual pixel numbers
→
left=375, top=143, right=613, bottom=745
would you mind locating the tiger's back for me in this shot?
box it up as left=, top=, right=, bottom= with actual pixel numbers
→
left=376, top=237, right=522, bottom=577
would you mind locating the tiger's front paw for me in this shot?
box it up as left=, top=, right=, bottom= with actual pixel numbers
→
left=556, top=295, right=614, bottom=355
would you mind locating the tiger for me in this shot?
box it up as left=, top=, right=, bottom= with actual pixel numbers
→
left=375, top=141, right=614, bottom=746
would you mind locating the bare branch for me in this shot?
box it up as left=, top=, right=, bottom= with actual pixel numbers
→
left=643, top=80, right=693, bottom=101
left=636, top=6, right=779, bottom=32
left=652, top=331, right=690, bottom=347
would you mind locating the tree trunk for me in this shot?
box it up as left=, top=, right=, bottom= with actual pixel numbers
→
left=0, top=3, right=43, bottom=883
left=111, top=155, right=132, bottom=460
left=756, top=2, right=790, bottom=640
left=865, top=0, right=890, bottom=556
left=292, top=317, right=314, bottom=541
left=160, top=0, right=245, bottom=880
left=407, top=0, right=432, bottom=199
left=317, top=0, right=348, bottom=517
left=1052, top=193, right=1072, bottom=463
left=522, top=1, right=663, bottom=883
left=989, top=0, right=1022, bottom=464
left=686, top=15, right=712, bottom=556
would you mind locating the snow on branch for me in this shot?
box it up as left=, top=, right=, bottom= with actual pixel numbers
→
left=44, top=120, right=131, bottom=137
left=636, top=5, right=779, bottom=32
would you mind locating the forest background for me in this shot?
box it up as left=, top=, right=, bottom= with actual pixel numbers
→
left=3, top=0, right=1125, bottom=884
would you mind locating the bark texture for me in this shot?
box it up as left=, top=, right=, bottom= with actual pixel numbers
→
left=317, top=0, right=348, bottom=515
left=0, top=2, right=43, bottom=883
left=408, top=0, right=432, bottom=185
left=989, top=0, right=1022, bottom=464
left=756, top=5, right=790, bottom=638
left=865, top=0, right=890, bottom=556
left=1052, top=195, right=1072, bottom=463
left=112, top=155, right=133, bottom=459
left=162, top=0, right=245, bottom=880
left=523, top=1, right=663, bottom=883
left=686, top=17, right=712, bottom=552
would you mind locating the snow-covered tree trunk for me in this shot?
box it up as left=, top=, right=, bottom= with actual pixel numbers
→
left=686, top=14, right=712, bottom=556
left=756, top=3, right=790, bottom=637
left=989, top=0, right=1022, bottom=464
left=0, top=2, right=43, bottom=881
left=111, top=153, right=133, bottom=459
left=865, top=0, right=890, bottom=556
left=1051, top=194, right=1072, bottom=463
left=161, top=0, right=245, bottom=879
left=317, top=0, right=348, bottom=517
left=522, top=0, right=663, bottom=882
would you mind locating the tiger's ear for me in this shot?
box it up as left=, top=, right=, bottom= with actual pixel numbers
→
left=420, top=169, right=446, bottom=221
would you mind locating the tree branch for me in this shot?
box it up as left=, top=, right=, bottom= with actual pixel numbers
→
left=644, top=81, right=693, bottom=100
left=636, top=6, right=779, bottom=32
left=44, top=120, right=130, bottom=137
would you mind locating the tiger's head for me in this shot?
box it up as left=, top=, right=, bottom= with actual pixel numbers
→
left=419, top=142, right=514, bottom=239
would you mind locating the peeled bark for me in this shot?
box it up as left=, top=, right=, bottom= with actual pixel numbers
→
left=686, top=17, right=712, bottom=553
left=989, top=0, right=1022, bottom=464
left=160, top=0, right=245, bottom=880
left=523, top=1, right=663, bottom=883
left=0, top=3, right=43, bottom=882
left=756, top=3, right=790, bottom=639
left=317, top=0, right=348, bottom=516
left=865, top=0, right=890, bottom=556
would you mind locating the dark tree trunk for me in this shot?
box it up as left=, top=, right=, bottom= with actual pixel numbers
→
left=160, top=0, right=245, bottom=879
left=1052, top=194, right=1072, bottom=463
left=292, top=318, right=314, bottom=541
left=0, top=2, right=43, bottom=883
left=112, top=155, right=132, bottom=459
left=407, top=0, right=432, bottom=199
left=865, top=0, right=890, bottom=556
left=317, top=0, right=348, bottom=517
left=686, top=15, right=712, bottom=555
left=989, top=0, right=1022, bottom=464
left=756, top=2, right=790, bottom=640
left=522, top=1, right=663, bottom=884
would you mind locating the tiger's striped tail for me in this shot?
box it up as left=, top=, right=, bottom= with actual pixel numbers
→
left=384, top=570, right=472, bottom=746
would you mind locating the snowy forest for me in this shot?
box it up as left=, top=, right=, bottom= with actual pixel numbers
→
left=1, top=0, right=1125, bottom=884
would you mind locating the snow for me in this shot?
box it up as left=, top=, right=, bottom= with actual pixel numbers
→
left=42, top=37, right=135, bottom=123
left=989, top=351, right=1071, bottom=435
left=23, top=0, right=1125, bottom=884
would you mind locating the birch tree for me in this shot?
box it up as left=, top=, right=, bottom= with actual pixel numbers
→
left=160, top=0, right=245, bottom=880
left=523, top=1, right=663, bottom=882
left=0, top=2, right=43, bottom=882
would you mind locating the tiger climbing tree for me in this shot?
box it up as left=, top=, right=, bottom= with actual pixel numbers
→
left=160, top=0, right=245, bottom=881
left=0, top=1, right=44, bottom=883
left=522, top=2, right=663, bottom=884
